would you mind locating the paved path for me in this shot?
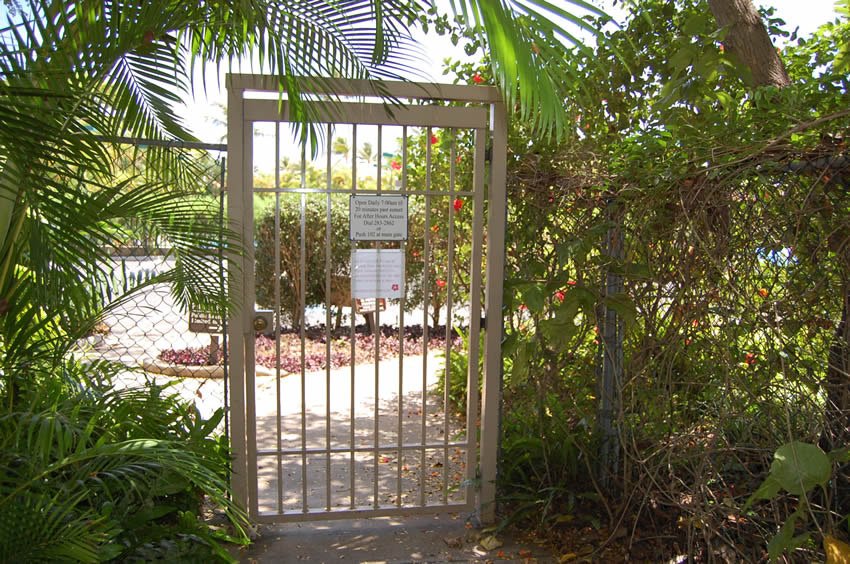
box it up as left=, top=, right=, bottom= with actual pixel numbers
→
left=235, top=514, right=558, bottom=563
left=250, top=352, right=468, bottom=514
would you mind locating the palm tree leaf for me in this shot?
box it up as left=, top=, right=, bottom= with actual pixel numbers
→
left=0, top=492, right=108, bottom=563
left=447, top=0, right=609, bottom=140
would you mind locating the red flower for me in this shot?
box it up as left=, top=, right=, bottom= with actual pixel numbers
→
left=518, top=304, right=527, bottom=311
left=566, top=280, right=577, bottom=286
left=436, top=279, right=446, bottom=288
left=472, top=73, right=483, bottom=84
left=453, top=198, right=463, bottom=211
left=390, top=160, right=402, bottom=171
left=430, top=134, right=439, bottom=145
left=744, top=352, right=757, bottom=366
left=456, top=155, right=462, bottom=164
left=431, top=224, right=439, bottom=233
left=554, top=290, right=565, bottom=302
left=758, top=288, right=769, bottom=298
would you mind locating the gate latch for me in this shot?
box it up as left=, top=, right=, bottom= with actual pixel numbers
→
left=252, top=310, right=274, bottom=333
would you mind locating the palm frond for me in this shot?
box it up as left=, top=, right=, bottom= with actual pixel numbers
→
left=0, top=492, right=109, bottom=563
left=448, top=0, right=609, bottom=141
left=0, top=379, right=250, bottom=557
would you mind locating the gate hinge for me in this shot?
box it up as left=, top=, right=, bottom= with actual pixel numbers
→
left=484, top=147, right=492, bottom=162
left=479, top=316, right=487, bottom=330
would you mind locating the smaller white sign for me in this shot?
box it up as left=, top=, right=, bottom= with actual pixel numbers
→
left=354, top=298, right=387, bottom=313
left=350, top=195, right=408, bottom=241
left=351, top=249, right=404, bottom=299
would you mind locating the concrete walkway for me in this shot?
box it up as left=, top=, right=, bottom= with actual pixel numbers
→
left=234, top=355, right=557, bottom=563
left=251, top=351, right=469, bottom=513
left=235, top=514, right=557, bottom=563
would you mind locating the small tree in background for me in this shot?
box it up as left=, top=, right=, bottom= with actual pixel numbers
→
left=255, top=195, right=350, bottom=329
left=403, top=127, right=476, bottom=328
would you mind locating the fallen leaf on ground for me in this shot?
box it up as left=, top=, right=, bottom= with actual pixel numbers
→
left=826, top=535, right=850, bottom=564
left=480, top=535, right=503, bottom=551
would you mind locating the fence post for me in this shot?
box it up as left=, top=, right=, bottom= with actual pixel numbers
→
left=598, top=200, right=624, bottom=489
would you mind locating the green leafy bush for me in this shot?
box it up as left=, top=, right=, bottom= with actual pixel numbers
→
left=498, top=395, right=594, bottom=529
left=442, top=1, right=850, bottom=560
left=0, top=362, right=249, bottom=563
left=745, top=441, right=839, bottom=562
left=435, top=329, right=482, bottom=408
left=254, top=195, right=350, bottom=327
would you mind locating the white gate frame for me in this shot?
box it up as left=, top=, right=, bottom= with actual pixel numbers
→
left=225, top=74, right=507, bottom=523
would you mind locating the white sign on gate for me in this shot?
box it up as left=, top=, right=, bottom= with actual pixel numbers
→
left=351, top=249, right=404, bottom=298
left=349, top=195, right=408, bottom=241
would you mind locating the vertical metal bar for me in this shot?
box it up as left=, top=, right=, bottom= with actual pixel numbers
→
left=299, top=145, right=308, bottom=512
left=244, top=132, right=259, bottom=517
left=218, top=157, right=229, bottom=478
left=350, top=124, right=358, bottom=509
left=244, top=133, right=261, bottom=517
left=443, top=131, right=456, bottom=504
left=480, top=102, right=508, bottom=523
left=376, top=127, right=383, bottom=190
left=225, top=80, right=250, bottom=514
left=465, top=129, right=486, bottom=506
left=599, top=203, right=623, bottom=489
left=373, top=125, right=382, bottom=509
left=325, top=123, right=333, bottom=512
left=274, top=123, right=284, bottom=514
left=420, top=126, right=433, bottom=506
left=396, top=126, right=408, bottom=506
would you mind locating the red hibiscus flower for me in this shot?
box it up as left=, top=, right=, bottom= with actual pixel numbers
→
left=453, top=198, right=463, bottom=211
left=430, top=134, right=438, bottom=145
left=390, top=160, right=402, bottom=171
left=436, top=279, right=446, bottom=288
left=472, top=73, right=483, bottom=84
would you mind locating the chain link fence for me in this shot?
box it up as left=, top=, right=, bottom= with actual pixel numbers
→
left=78, top=139, right=228, bottom=421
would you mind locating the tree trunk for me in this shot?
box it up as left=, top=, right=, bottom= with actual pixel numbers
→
left=707, top=0, right=791, bottom=88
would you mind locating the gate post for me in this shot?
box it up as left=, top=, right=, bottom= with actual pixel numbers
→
left=479, top=100, right=508, bottom=523
left=226, top=78, right=251, bottom=512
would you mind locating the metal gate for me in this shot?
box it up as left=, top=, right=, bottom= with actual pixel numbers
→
left=226, top=75, right=506, bottom=523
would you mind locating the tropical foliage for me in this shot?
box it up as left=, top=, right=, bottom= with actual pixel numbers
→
left=0, top=370, right=246, bottom=562
left=440, top=0, right=850, bottom=560
left=0, top=0, right=602, bottom=559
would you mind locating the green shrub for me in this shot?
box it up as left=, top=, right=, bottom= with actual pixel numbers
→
left=254, top=195, right=350, bottom=328
left=0, top=361, right=248, bottom=563
left=498, top=395, right=594, bottom=529
left=435, top=329, right=483, bottom=409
